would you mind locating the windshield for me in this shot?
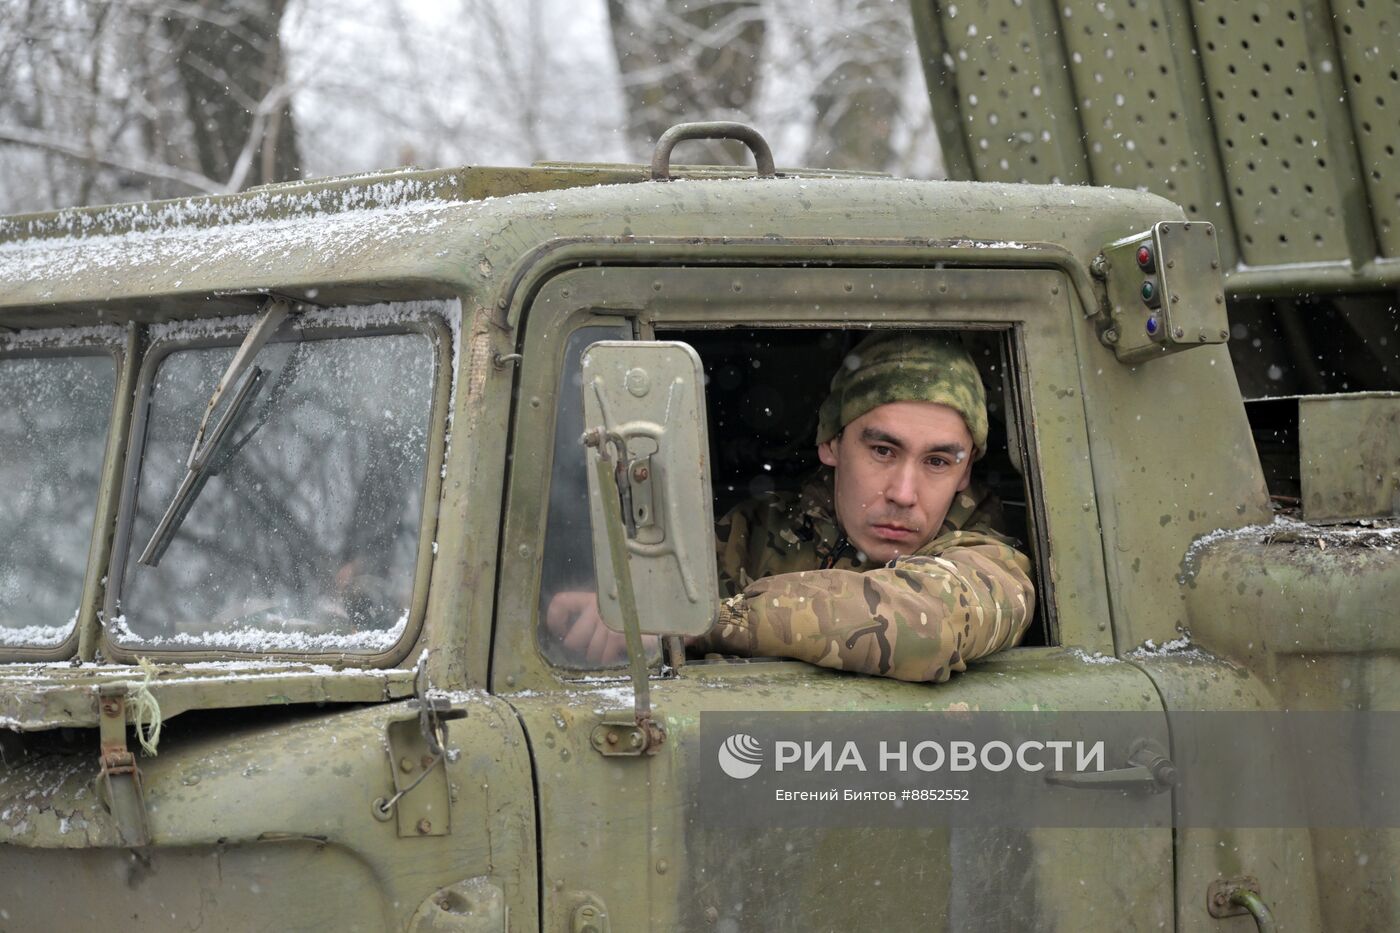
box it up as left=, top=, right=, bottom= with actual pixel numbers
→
left=0, top=350, right=115, bottom=648
left=112, top=326, right=436, bottom=653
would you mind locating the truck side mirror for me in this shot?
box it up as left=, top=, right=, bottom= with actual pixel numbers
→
left=581, top=341, right=718, bottom=638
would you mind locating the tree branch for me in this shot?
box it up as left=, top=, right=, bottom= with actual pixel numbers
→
left=0, top=124, right=222, bottom=194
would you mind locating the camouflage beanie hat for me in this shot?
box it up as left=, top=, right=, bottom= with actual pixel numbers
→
left=816, top=331, right=988, bottom=457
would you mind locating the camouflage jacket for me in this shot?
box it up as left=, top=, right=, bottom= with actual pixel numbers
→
left=694, top=470, right=1035, bottom=683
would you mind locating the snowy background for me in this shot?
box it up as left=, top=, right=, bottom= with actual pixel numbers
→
left=0, top=0, right=942, bottom=214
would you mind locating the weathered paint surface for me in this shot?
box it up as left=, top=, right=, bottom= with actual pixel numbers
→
left=0, top=693, right=537, bottom=930
left=0, top=152, right=1386, bottom=929
left=507, top=650, right=1171, bottom=932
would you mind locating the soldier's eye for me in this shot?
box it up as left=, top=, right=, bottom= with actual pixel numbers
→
left=871, top=445, right=894, bottom=459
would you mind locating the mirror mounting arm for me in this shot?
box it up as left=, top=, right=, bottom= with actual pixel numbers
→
left=585, top=429, right=665, bottom=752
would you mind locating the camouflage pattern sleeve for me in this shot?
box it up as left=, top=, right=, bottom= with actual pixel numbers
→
left=712, top=492, right=805, bottom=599
left=713, top=499, right=759, bottom=600
left=705, top=532, right=1035, bottom=683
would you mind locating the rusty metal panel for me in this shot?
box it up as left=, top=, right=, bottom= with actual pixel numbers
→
left=931, top=0, right=1090, bottom=184
left=1299, top=392, right=1400, bottom=520
left=1333, top=1, right=1400, bottom=257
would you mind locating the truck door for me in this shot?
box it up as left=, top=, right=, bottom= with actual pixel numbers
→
left=495, top=264, right=1175, bottom=931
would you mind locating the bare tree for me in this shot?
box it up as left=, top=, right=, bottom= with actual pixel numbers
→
left=793, top=0, right=909, bottom=171
left=0, top=0, right=301, bottom=214
left=163, top=0, right=302, bottom=187
left=606, top=0, right=767, bottom=163
left=603, top=0, right=936, bottom=175
left=284, top=0, right=631, bottom=176
left=0, top=0, right=939, bottom=213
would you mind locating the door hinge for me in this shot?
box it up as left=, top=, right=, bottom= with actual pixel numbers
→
left=590, top=714, right=665, bottom=757
left=96, top=684, right=150, bottom=847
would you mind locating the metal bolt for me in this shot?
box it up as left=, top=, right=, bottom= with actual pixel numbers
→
left=1216, top=295, right=1225, bottom=304
left=417, top=818, right=432, bottom=835
left=1166, top=259, right=1175, bottom=269
left=1102, top=328, right=1120, bottom=345
left=400, top=756, right=415, bottom=774
left=705, top=906, right=720, bottom=924
left=631, top=464, right=650, bottom=482
left=1173, top=326, right=1185, bottom=339
left=629, top=732, right=643, bottom=749
left=1171, top=294, right=1180, bottom=303
left=606, top=730, right=619, bottom=746
left=421, top=754, right=434, bottom=769
left=656, top=858, right=669, bottom=875
left=1210, top=260, right=1219, bottom=269
left=1220, top=330, right=1230, bottom=340
left=1051, top=285, right=1060, bottom=295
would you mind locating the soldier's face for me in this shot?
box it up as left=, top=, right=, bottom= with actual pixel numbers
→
left=817, top=401, right=974, bottom=564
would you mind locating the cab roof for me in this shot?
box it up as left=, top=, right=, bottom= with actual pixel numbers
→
left=0, top=161, right=1182, bottom=329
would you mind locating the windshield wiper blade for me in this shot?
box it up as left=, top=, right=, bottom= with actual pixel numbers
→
left=138, top=366, right=267, bottom=567
left=138, top=297, right=297, bottom=567
left=137, top=296, right=296, bottom=568
left=184, top=296, right=293, bottom=470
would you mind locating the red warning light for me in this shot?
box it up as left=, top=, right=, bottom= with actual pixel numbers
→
left=1136, top=244, right=1155, bottom=272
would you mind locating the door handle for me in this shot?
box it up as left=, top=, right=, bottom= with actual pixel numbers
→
left=1045, top=738, right=1178, bottom=793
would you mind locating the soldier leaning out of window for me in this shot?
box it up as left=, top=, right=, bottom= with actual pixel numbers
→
left=545, top=331, right=1036, bottom=683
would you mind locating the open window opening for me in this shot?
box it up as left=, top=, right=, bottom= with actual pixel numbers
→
left=537, top=324, right=1051, bottom=673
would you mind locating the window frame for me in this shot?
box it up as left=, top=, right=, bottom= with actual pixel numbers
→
left=497, top=264, right=1106, bottom=694
left=103, top=308, right=452, bottom=666
left=0, top=331, right=127, bottom=662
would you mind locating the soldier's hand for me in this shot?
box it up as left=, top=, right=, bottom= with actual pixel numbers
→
left=545, top=590, right=660, bottom=666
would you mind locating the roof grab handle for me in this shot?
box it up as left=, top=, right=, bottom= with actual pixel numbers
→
left=650, top=122, right=776, bottom=181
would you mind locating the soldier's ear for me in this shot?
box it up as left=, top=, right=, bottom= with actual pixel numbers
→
left=817, top=436, right=840, bottom=468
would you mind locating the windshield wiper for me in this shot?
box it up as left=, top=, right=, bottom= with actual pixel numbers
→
left=138, top=297, right=293, bottom=567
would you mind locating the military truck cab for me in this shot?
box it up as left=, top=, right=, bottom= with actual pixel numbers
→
left=0, top=124, right=1361, bottom=931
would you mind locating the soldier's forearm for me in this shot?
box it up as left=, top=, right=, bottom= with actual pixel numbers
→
left=699, top=545, right=1035, bottom=683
